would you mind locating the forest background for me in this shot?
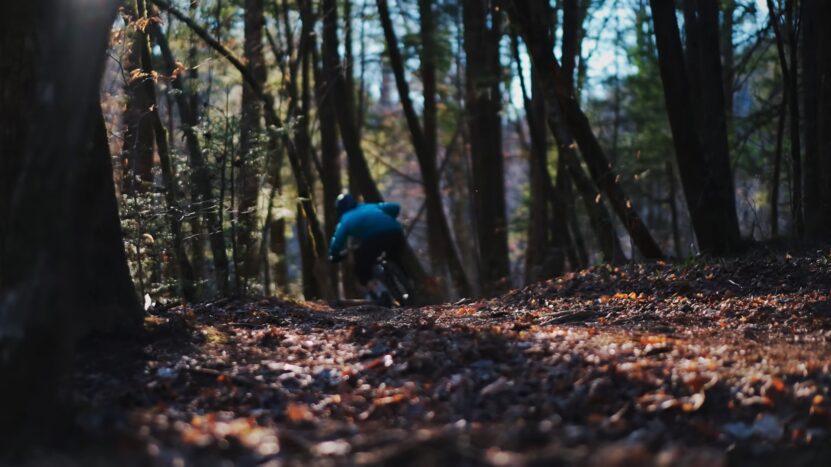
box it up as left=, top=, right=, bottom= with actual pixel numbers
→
left=97, top=0, right=831, bottom=306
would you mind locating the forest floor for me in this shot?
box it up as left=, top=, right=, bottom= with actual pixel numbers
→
left=32, top=248, right=831, bottom=466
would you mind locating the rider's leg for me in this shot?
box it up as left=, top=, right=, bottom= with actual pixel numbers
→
left=354, top=240, right=391, bottom=305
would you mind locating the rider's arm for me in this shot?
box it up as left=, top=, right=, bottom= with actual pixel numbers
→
left=377, top=202, right=401, bottom=219
left=328, top=219, right=350, bottom=261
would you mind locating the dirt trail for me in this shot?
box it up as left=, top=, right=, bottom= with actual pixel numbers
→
left=55, top=249, right=831, bottom=465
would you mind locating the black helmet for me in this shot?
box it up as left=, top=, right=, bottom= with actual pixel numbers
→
left=336, top=193, right=357, bottom=218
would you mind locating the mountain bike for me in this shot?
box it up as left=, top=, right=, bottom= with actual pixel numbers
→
left=371, top=252, right=416, bottom=307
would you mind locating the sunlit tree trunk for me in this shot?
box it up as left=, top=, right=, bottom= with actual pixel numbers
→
left=121, top=2, right=155, bottom=195
left=236, top=0, right=268, bottom=292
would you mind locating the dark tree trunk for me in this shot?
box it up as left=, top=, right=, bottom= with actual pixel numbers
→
left=818, top=1, right=831, bottom=237
left=721, top=0, right=736, bottom=119
left=802, top=0, right=823, bottom=239
left=505, top=1, right=663, bottom=260
left=0, top=0, right=140, bottom=443
left=463, top=0, right=511, bottom=294
left=511, top=29, right=567, bottom=280
left=768, top=0, right=804, bottom=236
left=524, top=70, right=555, bottom=283
left=151, top=22, right=230, bottom=295
left=183, top=0, right=206, bottom=285
left=647, top=0, right=742, bottom=255
left=771, top=91, right=786, bottom=238
left=560, top=0, right=626, bottom=265
left=302, top=1, right=341, bottom=297
left=785, top=2, right=804, bottom=236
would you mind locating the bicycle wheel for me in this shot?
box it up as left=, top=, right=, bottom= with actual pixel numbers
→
left=382, top=260, right=415, bottom=306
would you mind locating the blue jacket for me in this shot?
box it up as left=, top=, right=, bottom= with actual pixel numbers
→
left=329, top=203, right=402, bottom=259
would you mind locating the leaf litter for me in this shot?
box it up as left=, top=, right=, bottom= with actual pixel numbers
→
left=57, top=249, right=831, bottom=465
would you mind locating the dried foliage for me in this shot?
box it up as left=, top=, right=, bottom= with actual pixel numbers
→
left=53, top=249, right=831, bottom=465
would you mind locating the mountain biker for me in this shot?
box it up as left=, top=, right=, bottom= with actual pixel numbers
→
left=328, top=193, right=405, bottom=306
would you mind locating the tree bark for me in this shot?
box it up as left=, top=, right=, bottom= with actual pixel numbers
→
left=237, top=0, right=267, bottom=291
left=802, top=0, right=823, bottom=239
left=0, top=0, right=139, bottom=443
left=818, top=1, right=831, bottom=237
left=771, top=91, right=787, bottom=238
left=646, top=0, right=741, bottom=255
left=463, top=1, right=512, bottom=293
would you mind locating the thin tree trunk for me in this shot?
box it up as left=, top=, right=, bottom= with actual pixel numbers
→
left=771, top=93, right=786, bottom=238
left=785, top=1, right=804, bottom=236
left=131, top=2, right=196, bottom=300
left=768, top=0, right=803, bottom=236
left=801, top=0, right=822, bottom=239
left=237, top=0, right=267, bottom=292
left=121, top=3, right=156, bottom=195
left=183, top=0, right=206, bottom=288
left=463, top=1, right=511, bottom=294
left=306, top=0, right=344, bottom=297
left=818, top=1, right=831, bottom=236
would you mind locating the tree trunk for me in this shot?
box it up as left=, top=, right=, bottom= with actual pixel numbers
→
left=505, top=1, right=663, bottom=260
left=511, top=30, right=566, bottom=281
left=771, top=91, right=787, bottom=238
left=818, top=1, right=831, bottom=237
left=237, top=0, right=267, bottom=292
left=646, top=0, right=741, bottom=255
left=721, top=0, right=736, bottom=119
left=463, top=0, right=511, bottom=294
left=0, top=0, right=140, bottom=443
left=524, top=71, right=555, bottom=283
left=802, top=0, right=823, bottom=239
left=302, top=2, right=340, bottom=298
left=785, top=2, right=804, bottom=236
left=121, top=2, right=156, bottom=195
